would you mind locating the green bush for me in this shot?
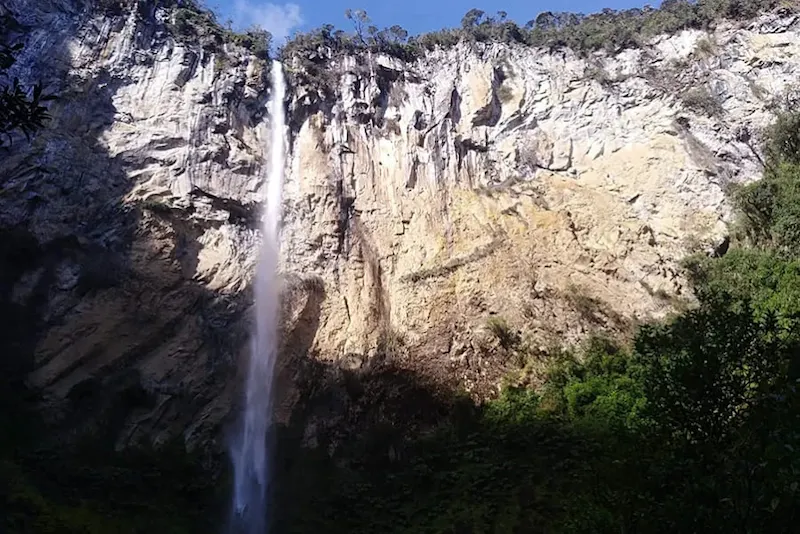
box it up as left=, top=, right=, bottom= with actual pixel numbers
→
left=636, top=300, right=793, bottom=445
left=693, top=36, right=717, bottom=58
left=734, top=111, right=800, bottom=253
left=486, top=316, right=521, bottom=350
left=764, top=110, right=800, bottom=166
left=684, top=249, right=800, bottom=334
left=148, top=1, right=275, bottom=59
left=2, top=439, right=226, bottom=534
left=276, top=294, right=800, bottom=533
left=230, top=28, right=271, bottom=59
left=539, top=337, right=646, bottom=430
left=281, top=0, right=791, bottom=68
left=680, top=86, right=724, bottom=116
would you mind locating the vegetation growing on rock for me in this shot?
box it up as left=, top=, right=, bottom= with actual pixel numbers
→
left=280, top=0, right=796, bottom=101
left=281, top=0, right=794, bottom=65
left=95, top=0, right=272, bottom=58
left=0, top=14, right=52, bottom=147
left=734, top=107, right=800, bottom=254
left=170, top=1, right=271, bottom=58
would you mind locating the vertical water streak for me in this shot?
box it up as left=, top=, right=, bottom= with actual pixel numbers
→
left=229, top=60, right=286, bottom=534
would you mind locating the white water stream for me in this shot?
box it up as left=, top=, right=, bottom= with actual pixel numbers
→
left=229, top=60, right=286, bottom=534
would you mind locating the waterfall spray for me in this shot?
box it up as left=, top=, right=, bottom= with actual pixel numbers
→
left=229, top=60, right=286, bottom=534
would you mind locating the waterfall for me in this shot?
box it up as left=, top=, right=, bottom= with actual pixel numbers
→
left=229, top=60, right=286, bottom=534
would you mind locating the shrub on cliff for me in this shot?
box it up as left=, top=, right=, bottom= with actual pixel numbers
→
left=733, top=109, right=800, bottom=254
left=281, top=0, right=791, bottom=66
left=684, top=249, right=800, bottom=334
left=99, top=0, right=276, bottom=59
left=680, top=86, right=724, bottom=116
left=0, top=18, right=53, bottom=147
left=279, top=9, right=418, bottom=72
left=522, top=0, right=784, bottom=53
left=230, top=28, right=271, bottom=59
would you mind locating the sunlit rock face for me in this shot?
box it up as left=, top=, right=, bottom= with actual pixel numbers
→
left=2, top=0, right=798, bottom=448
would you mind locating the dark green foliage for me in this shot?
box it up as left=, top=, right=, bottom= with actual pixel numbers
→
left=275, top=387, right=596, bottom=534
left=230, top=28, right=271, bottom=59
left=0, top=25, right=53, bottom=147
left=0, top=77, right=52, bottom=145
left=279, top=11, right=418, bottom=91
left=765, top=110, right=800, bottom=166
left=684, top=249, right=800, bottom=333
left=634, top=302, right=800, bottom=532
left=694, top=36, right=717, bottom=57
left=107, top=0, right=276, bottom=59
left=275, top=298, right=799, bottom=533
left=282, top=0, right=790, bottom=68
left=682, top=111, right=800, bottom=334
left=139, top=2, right=274, bottom=58
left=637, top=302, right=791, bottom=446
left=173, top=6, right=214, bottom=37
left=733, top=111, right=800, bottom=253
left=3, top=443, right=227, bottom=534
left=541, top=336, right=647, bottom=432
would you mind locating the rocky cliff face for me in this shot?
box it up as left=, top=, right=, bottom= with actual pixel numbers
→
left=1, top=0, right=270, bottom=449
left=2, top=0, right=799, bottom=450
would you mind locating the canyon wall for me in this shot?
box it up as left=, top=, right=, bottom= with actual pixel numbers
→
left=2, top=0, right=799, bottom=448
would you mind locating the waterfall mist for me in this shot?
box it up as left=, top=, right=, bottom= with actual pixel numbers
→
left=228, top=60, right=286, bottom=534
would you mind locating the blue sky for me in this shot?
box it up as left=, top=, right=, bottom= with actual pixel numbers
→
left=206, top=0, right=657, bottom=45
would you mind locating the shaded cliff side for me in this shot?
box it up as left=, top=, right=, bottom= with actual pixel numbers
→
left=0, top=0, right=272, bottom=450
